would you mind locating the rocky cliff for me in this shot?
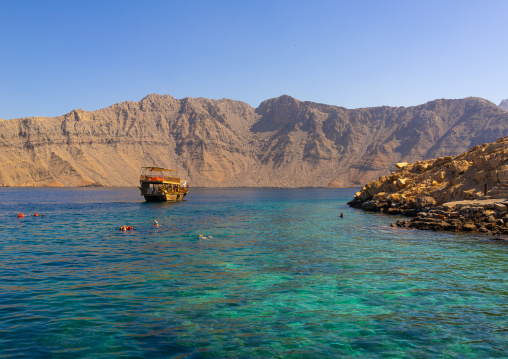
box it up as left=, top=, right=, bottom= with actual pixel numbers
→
left=1, top=94, right=508, bottom=187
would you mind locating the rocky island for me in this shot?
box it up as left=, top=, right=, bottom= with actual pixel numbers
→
left=348, top=136, right=508, bottom=236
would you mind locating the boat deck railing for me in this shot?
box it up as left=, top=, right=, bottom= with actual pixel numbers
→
left=140, top=175, right=181, bottom=183
left=140, top=187, right=188, bottom=195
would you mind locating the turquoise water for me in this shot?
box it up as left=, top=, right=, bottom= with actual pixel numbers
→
left=1, top=188, right=507, bottom=358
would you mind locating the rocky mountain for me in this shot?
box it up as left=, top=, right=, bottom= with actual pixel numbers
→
left=1, top=94, right=508, bottom=187
left=499, top=99, right=508, bottom=112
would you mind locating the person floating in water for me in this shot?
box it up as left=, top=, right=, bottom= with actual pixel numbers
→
left=154, top=220, right=160, bottom=227
left=340, top=212, right=344, bottom=218
left=198, top=234, right=213, bottom=242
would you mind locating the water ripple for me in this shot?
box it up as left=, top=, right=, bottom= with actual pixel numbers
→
left=0, top=188, right=507, bottom=358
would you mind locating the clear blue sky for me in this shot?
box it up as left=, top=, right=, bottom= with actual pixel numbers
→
left=1, top=0, right=507, bottom=120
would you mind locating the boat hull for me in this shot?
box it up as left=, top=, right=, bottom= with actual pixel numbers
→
left=143, top=192, right=187, bottom=202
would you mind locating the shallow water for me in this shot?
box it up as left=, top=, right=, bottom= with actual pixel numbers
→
left=1, top=188, right=507, bottom=358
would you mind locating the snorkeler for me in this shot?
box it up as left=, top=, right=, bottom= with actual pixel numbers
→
left=198, top=234, right=213, bottom=242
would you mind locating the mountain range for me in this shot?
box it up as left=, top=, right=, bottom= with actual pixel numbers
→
left=1, top=94, right=507, bottom=187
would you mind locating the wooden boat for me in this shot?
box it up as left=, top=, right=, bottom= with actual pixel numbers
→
left=139, top=167, right=189, bottom=202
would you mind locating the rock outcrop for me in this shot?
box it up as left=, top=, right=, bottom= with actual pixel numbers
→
left=348, top=136, right=508, bottom=235
left=1, top=94, right=508, bottom=187
left=393, top=199, right=508, bottom=236
left=499, top=99, right=508, bottom=112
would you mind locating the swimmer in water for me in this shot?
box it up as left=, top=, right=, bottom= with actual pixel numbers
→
left=199, top=234, right=213, bottom=242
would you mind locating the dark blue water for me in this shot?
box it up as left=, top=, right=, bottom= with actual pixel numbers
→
left=1, top=188, right=507, bottom=358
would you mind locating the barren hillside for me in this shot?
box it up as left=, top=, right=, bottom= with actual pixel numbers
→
left=1, top=94, right=507, bottom=187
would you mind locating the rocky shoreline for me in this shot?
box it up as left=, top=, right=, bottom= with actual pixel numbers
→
left=393, top=199, right=508, bottom=236
left=347, top=136, right=508, bottom=237
left=349, top=196, right=508, bottom=236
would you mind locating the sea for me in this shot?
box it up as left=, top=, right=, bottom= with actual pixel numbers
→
left=1, top=187, right=507, bottom=358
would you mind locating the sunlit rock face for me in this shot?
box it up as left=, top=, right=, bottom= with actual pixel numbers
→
left=348, top=135, right=508, bottom=208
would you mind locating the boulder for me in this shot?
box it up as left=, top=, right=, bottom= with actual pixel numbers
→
left=366, top=183, right=382, bottom=197
left=387, top=208, right=404, bottom=215
left=473, top=156, right=488, bottom=168
left=361, top=200, right=378, bottom=211
left=373, top=192, right=388, bottom=201
left=409, top=221, right=431, bottom=230
left=387, top=193, right=406, bottom=204
left=448, top=219, right=463, bottom=231
left=498, top=168, right=508, bottom=181
left=462, top=223, right=477, bottom=231
left=395, top=178, right=407, bottom=188
left=416, top=196, right=437, bottom=209
left=435, top=171, right=446, bottom=182
left=449, top=160, right=470, bottom=174
left=489, top=157, right=502, bottom=169
left=486, top=215, right=497, bottom=223
left=491, top=170, right=499, bottom=183
left=474, top=171, right=486, bottom=183
left=494, top=203, right=507, bottom=212
left=430, top=221, right=452, bottom=231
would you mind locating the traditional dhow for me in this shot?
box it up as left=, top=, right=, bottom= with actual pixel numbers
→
left=139, top=167, right=189, bottom=202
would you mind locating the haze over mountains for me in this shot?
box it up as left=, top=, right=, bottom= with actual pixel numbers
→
left=1, top=94, right=507, bottom=188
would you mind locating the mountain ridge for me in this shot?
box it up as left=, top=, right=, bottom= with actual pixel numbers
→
left=0, top=94, right=507, bottom=188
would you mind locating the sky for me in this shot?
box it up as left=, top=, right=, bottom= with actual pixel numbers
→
left=1, top=0, right=507, bottom=120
